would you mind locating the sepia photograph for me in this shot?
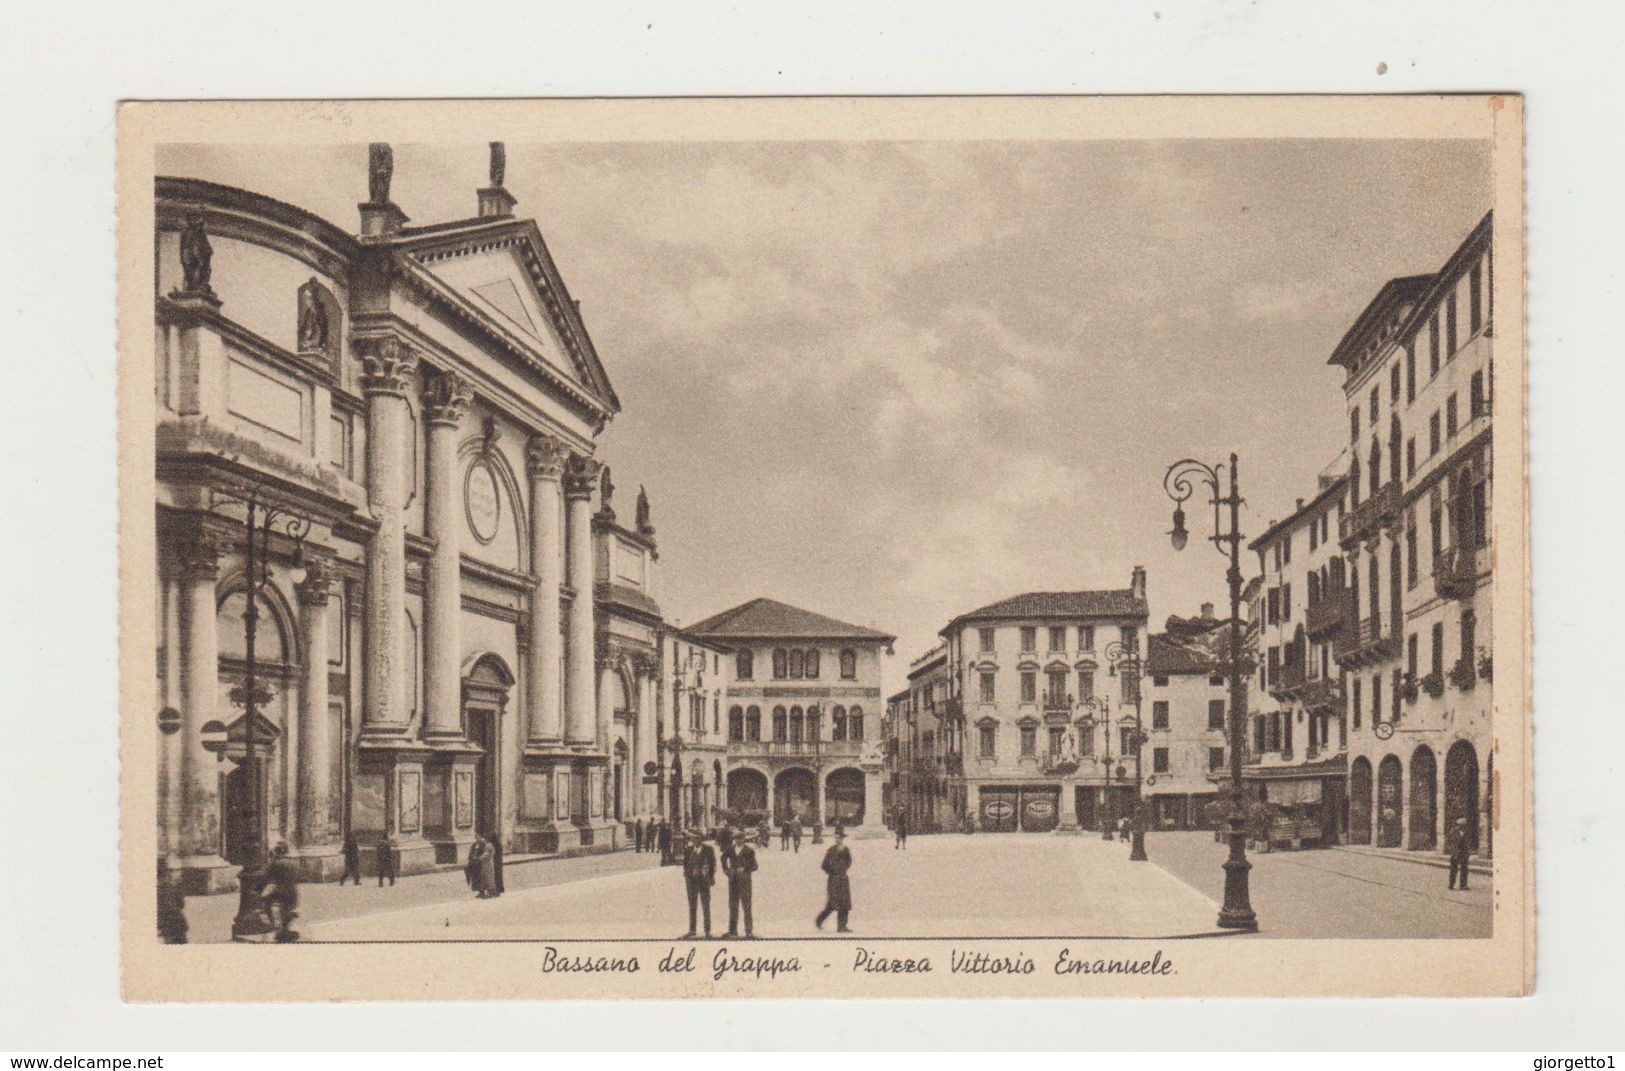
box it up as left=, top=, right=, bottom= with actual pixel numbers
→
left=116, top=96, right=1528, bottom=1001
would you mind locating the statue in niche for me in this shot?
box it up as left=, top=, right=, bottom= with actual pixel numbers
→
left=599, top=465, right=615, bottom=513
left=178, top=216, right=213, bottom=293
left=367, top=143, right=394, bottom=204
left=297, top=279, right=329, bottom=353
left=489, top=141, right=506, bottom=187
left=636, top=484, right=653, bottom=534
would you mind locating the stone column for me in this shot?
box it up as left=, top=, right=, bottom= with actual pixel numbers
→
left=295, top=556, right=337, bottom=846
left=525, top=435, right=569, bottom=745
left=176, top=521, right=228, bottom=868
left=358, top=337, right=418, bottom=733
left=597, top=658, right=618, bottom=755
left=422, top=369, right=471, bottom=741
left=635, top=663, right=658, bottom=816
left=563, top=454, right=600, bottom=749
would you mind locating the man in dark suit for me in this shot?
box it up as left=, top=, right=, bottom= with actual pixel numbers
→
left=260, top=843, right=301, bottom=942
left=376, top=837, right=399, bottom=887
left=657, top=819, right=673, bottom=865
left=681, top=831, right=717, bottom=938
left=1447, top=817, right=1474, bottom=890
left=815, top=826, right=853, bottom=932
left=723, top=828, right=759, bottom=938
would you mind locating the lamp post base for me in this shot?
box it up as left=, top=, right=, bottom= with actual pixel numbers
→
left=229, top=863, right=273, bottom=940
left=1130, top=830, right=1148, bottom=861
left=1217, top=846, right=1258, bottom=931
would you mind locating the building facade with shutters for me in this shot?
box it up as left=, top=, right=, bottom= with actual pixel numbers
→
left=937, top=569, right=1151, bottom=833
left=1141, top=608, right=1247, bottom=832
left=1327, top=212, right=1495, bottom=858
left=883, top=645, right=963, bottom=834
left=152, top=147, right=670, bottom=892
left=680, top=598, right=895, bottom=833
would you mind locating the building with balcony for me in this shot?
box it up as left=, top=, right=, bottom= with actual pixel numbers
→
left=655, top=630, right=731, bottom=830
left=152, top=146, right=657, bottom=890
left=885, top=645, right=963, bottom=834
left=1326, top=211, right=1495, bottom=856
left=938, top=569, right=1151, bottom=833
left=1245, top=469, right=1351, bottom=847
left=681, top=598, right=894, bottom=833
left=1140, top=606, right=1250, bottom=831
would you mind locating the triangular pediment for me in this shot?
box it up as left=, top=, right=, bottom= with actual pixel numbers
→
left=399, top=220, right=619, bottom=414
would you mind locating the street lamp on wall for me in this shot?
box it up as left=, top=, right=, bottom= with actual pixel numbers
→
left=1163, top=454, right=1259, bottom=932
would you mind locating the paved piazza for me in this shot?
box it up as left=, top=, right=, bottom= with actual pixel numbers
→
left=185, top=833, right=1494, bottom=943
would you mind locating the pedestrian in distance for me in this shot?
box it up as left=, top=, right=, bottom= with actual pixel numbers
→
left=723, top=827, right=758, bottom=938
left=634, top=817, right=645, bottom=853
left=340, top=834, right=362, bottom=886
left=260, top=842, right=301, bottom=942
left=156, top=857, right=188, bottom=945
left=377, top=837, right=400, bottom=887
left=1447, top=817, right=1474, bottom=891
left=815, top=825, right=853, bottom=932
left=1118, top=815, right=1130, bottom=842
left=780, top=818, right=791, bottom=851
left=658, top=819, right=673, bottom=865
left=791, top=815, right=803, bottom=853
left=895, top=812, right=909, bottom=850
left=487, top=831, right=505, bottom=897
left=681, top=831, right=717, bottom=939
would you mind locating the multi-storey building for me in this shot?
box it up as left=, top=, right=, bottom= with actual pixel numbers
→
left=152, top=146, right=668, bottom=890
left=939, top=569, right=1150, bottom=833
left=681, top=598, right=894, bottom=833
left=1142, top=605, right=1243, bottom=831
left=656, top=629, right=731, bottom=829
left=1245, top=470, right=1352, bottom=846
left=1324, top=212, right=1495, bottom=857
left=886, top=645, right=960, bottom=833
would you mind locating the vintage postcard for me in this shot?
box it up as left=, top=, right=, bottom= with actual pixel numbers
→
left=117, top=96, right=1528, bottom=1000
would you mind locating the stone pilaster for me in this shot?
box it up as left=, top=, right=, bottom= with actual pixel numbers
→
left=525, top=434, right=569, bottom=746
left=294, top=556, right=336, bottom=850
left=634, top=657, right=658, bottom=818
left=563, top=454, right=601, bottom=750
left=422, top=369, right=472, bottom=741
left=358, top=337, right=418, bottom=735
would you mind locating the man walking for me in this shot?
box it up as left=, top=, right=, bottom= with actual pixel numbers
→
left=791, top=815, right=803, bottom=854
left=658, top=819, right=673, bottom=865
left=260, top=842, right=301, bottom=943
left=156, top=858, right=188, bottom=945
left=1447, top=817, right=1474, bottom=890
left=895, top=811, right=909, bottom=850
left=722, top=828, right=758, bottom=939
left=681, top=831, right=717, bottom=939
left=814, top=826, right=853, bottom=933
left=340, top=834, right=362, bottom=886
left=377, top=836, right=399, bottom=887
left=780, top=818, right=791, bottom=851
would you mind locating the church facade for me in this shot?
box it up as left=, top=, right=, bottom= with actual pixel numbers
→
left=152, top=145, right=669, bottom=891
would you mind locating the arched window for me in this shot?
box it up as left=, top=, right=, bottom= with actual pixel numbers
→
left=772, top=705, right=787, bottom=742
left=736, top=649, right=754, bottom=680
left=745, top=705, right=761, bottom=742
left=788, top=649, right=804, bottom=680
left=789, top=705, right=804, bottom=743
left=728, top=705, right=745, bottom=742
left=772, top=648, right=787, bottom=679
left=832, top=704, right=848, bottom=741
left=804, top=648, right=820, bottom=678
left=848, top=705, right=864, bottom=740
left=839, top=649, right=857, bottom=679
left=806, top=705, right=821, bottom=742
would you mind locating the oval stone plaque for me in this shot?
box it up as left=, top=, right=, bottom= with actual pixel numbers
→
left=465, top=459, right=500, bottom=543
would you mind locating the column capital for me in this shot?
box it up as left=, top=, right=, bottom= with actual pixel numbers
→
left=526, top=433, right=570, bottom=481
left=628, top=652, right=658, bottom=679
left=564, top=453, right=602, bottom=500
left=357, top=336, right=420, bottom=398
left=175, top=520, right=231, bottom=583
left=421, top=369, right=472, bottom=427
left=296, top=555, right=339, bottom=607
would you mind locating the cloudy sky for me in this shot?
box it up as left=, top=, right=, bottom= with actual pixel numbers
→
left=159, top=136, right=1490, bottom=685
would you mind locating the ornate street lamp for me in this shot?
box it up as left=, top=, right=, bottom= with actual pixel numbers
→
left=1164, top=454, right=1259, bottom=931
left=204, top=488, right=311, bottom=940
left=1106, top=637, right=1149, bottom=862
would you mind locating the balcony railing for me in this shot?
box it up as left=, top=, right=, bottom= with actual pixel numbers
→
left=1340, top=482, right=1401, bottom=546
left=1042, top=692, right=1074, bottom=713
left=1433, top=544, right=1482, bottom=601
left=1306, top=587, right=1355, bottom=640
left=1334, top=614, right=1399, bottom=666
left=1299, top=676, right=1342, bottom=711
left=730, top=738, right=866, bottom=759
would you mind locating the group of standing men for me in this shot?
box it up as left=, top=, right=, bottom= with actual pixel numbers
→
left=632, top=816, right=675, bottom=863
left=676, top=824, right=853, bottom=939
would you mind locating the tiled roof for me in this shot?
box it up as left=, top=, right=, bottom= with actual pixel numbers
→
left=683, top=597, right=895, bottom=644
left=1145, top=634, right=1219, bottom=676
left=948, top=590, right=1147, bottom=630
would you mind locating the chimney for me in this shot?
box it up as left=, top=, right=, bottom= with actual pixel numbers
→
left=477, top=141, right=517, bottom=219
left=1200, top=601, right=1215, bottom=619
left=1130, top=565, right=1147, bottom=602
left=358, top=142, right=409, bottom=238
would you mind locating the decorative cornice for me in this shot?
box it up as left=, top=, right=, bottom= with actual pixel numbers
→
left=564, top=454, right=601, bottom=500
left=526, top=433, right=570, bottom=481
left=421, top=369, right=472, bottom=427
left=295, top=556, right=338, bottom=607
left=356, top=335, right=420, bottom=399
